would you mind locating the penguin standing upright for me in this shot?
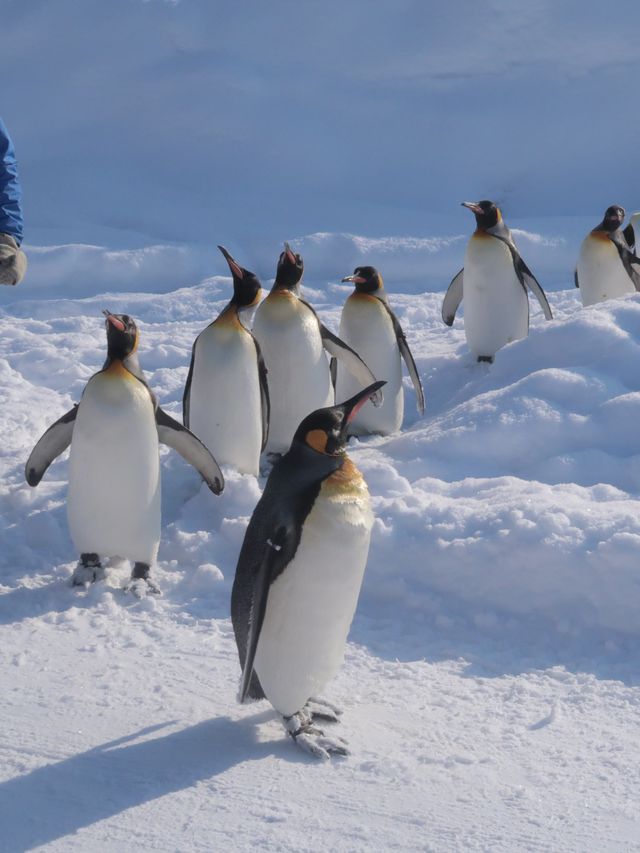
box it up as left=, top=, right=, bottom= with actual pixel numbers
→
left=25, top=312, right=224, bottom=596
left=442, top=200, right=553, bottom=362
left=252, top=243, right=382, bottom=454
left=231, top=380, right=385, bottom=759
left=335, top=266, right=424, bottom=434
left=183, top=246, right=269, bottom=476
left=575, top=205, right=640, bottom=306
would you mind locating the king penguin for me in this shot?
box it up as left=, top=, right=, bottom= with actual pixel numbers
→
left=575, top=205, right=640, bottom=306
left=183, top=246, right=269, bottom=476
left=25, top=311, right=224, bottom=596
left=334, top=266, right=425, bottom=434
left=231, top=380, right=385, bottom=759
left=251, top=243, right=382, bottom=454
left=442, top=200, right=553, bottom=363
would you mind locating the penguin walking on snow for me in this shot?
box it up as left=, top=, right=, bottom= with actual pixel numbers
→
left=231, top=380, right=385, bottom=759
left=335, top=266, right=425, bottom=434
left=575, top=205, right=640, bottom=306
left=25, top=311, right=224, bottom=596
left=442, top=200, right=553, bottom=363
left=252, top=243, right=382, bottom=454
left=183, top=246, right=269, bottom=476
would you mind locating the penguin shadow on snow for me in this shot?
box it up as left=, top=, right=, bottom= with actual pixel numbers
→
left=0, top=713, right=324, bottom=853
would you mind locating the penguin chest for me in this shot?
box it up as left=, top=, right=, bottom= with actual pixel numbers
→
left=67, top=368, right=161, bottom=563
left=252, top=294, right=332, bottom=452
left=188, top=322, right=262, bottom=475
left=577, top=234, right=634, bottom=306
left=336, top=295, right=402, bottom=434
left=254, top=461, right=374, bottom=716
left=463, top=235, right=528, bottom=358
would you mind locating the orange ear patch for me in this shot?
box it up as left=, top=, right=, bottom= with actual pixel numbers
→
left=305, top=429, right=328, bottom=454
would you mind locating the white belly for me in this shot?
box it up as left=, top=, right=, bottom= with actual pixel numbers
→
left=463, top=235, right=529, bottom=358
left=335, top=295, right=402, bottom=434
left=67, top=369, right=161, bottom=564
left=577, top=234, right=635, bottom=307
left=254, top=471, right=374, bottom=716
left=252, top=294, right=333, bottom=453
left=188, top=322, right=263, bottom=475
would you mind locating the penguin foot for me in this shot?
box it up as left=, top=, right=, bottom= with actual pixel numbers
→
left=124, top=577, right=162, bottom=598
left=304, top=696, right=343, bottom=723
left=71, top=555, right=105, bottom=587
left=283, top=712, right=349, bottom=760
left=477, top=355, right=494, bottom=364
left=124, top=563, right=162, bottom=598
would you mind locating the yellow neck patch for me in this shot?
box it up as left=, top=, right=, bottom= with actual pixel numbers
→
left=104, top=359, right=134, bottom=380
left=324, top=456, right=367, bottom=496
left=215, top=303, right=242, bottom=328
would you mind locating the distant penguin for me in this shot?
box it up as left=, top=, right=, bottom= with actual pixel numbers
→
left=25, top=311, right=224, bottom=596
left=183, top=246, right=269, bottom=476
left=575, top=205, right=640, bottom=306
left=252, top=243, right=382, bottom=453
left=334, top=266, right=424, bottom=434
left=442, top=200, right=553, bottom=363
left=231, top=380, right=385, bottom=758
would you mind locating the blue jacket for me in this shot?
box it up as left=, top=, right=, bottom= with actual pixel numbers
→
left=0, top=118, right=23, bottom=244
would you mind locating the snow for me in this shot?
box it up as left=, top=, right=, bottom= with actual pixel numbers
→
left=4, top=0, right=640, bottom=845
left=3, top=240, right=640, bottom=851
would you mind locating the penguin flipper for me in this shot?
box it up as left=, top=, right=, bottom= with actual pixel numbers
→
left=329, top=356, right=337, bottom=392
left=383, top=303, right=425, bottom=414
left=253, top=336, right=270, bottom=452
left=155, top=406, right=224, bottom=494
left=611, top=233, right=640, bottom=291
left=442, top=268, right=464, bottom=326
left=517, top=258, right=553, bottom=320
left=182, top=337, right=198, bottom=429
left=25, top=405, right=78, bottom=486
left=574, top=269, right=580, bottom=289
left=318, top=324, right=383, bottom=407
left=623, top=223, right=636, bottom=252
left=238, top=525, right=292, bottom=703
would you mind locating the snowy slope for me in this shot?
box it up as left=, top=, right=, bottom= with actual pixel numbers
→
left=2, top=243, right=640, bottom=851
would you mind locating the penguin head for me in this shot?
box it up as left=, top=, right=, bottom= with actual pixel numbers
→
left=102, top=310, right=138, bottom=360
left=596, top=205, right=625, bottom=233
left=341, top=266, right=384, bottom=294
left=462, top=200, right=502, bottom=231
left=293, top=381, right=386, bottom=457
left=274, top=242, right=304, bottom=291
left=218, top=245, right=262, bottom=308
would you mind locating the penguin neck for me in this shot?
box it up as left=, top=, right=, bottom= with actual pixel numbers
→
left=356, top=284, right=387, bottom=303
left=270, top=280, right=301, bottom=297
left=593, top=221, right=620, bottom=237
left=215, top=299, right=247, bottom=330
left=482, top=219, right=511, bottom=240
left=102, top=352, right=144, bottom=382
left=278, top=442, right=344, bottom=485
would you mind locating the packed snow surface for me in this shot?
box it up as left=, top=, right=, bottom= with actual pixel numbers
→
left=2, top=241, right=640, bottom=851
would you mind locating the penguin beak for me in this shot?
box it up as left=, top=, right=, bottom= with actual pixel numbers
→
left=102, top=309, right=125, bottom=332
left=461, top=202, right=483, bottom=215
left=218, top=245, right=244, bottom=279
left=341, top=274, right=367, bottom=284
left=283, top=242, right=297, bottom=265
left=338, top=380, right=386, bottom=431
